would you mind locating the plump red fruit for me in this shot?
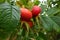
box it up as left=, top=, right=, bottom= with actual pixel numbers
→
left=22, top=21, right=33, bottom=29
left=27, top=21, right=33, bottom=28
left=32, top=5, right=42, bottom=17
left=20, top=8, right=32, bottom=21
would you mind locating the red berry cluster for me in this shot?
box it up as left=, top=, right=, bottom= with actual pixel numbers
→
left=32, top=5, right=42, bottom=17
left=20, top=5, right=42, bottom=28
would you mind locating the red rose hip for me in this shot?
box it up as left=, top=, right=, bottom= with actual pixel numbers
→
left=20, top=8, right=32, bottom=21
left=27, top=21, right=33, bottom=28
left=32, top=5, right=42, bottom=17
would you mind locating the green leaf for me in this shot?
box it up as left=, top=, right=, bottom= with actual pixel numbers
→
left=41, top=5, right=47, bottom=13
left=34, top=0, right=40, bottom=5
left=0, top=2, right=20, bottom=39
left=40, top=15, right=53, bottom=31
left=46, top=7, right=60, bottom=16
left=40, top=15, right=60, bottom=32
left=50, top=16, right=60, bottom=32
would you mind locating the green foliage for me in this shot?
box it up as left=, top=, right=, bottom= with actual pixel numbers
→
left=0, top=0, right=60, bottom=40
left=0, top=0, right=5, bottom=4
left=34, top=0, right=40, bottom=5
left=0, top=2, right=20, bottom=31
left=40, top=15, right=60, bottom=32
left=40, top=0, right=60, bottom=33
left=0, top=2, right=20, bottom=39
